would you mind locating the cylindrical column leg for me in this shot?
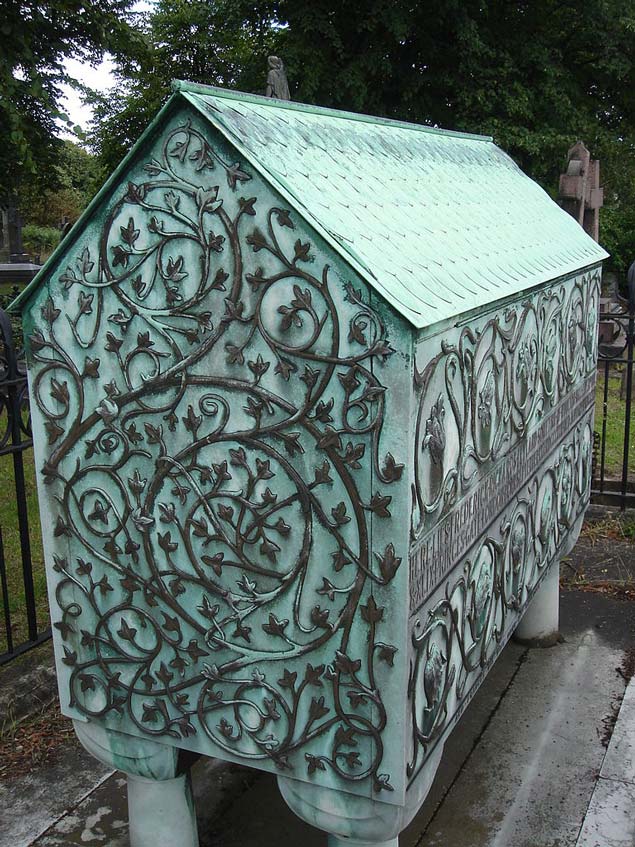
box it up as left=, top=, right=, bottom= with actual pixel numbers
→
left=514, top=559, right=560, bottom=645
left=128, top=772, right=198, bottom=847
left=328, top=837, right=398, bottom=847
left=73, top=719, right=200, bottom=847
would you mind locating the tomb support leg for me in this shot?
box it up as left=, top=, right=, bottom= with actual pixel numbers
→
left=278, top=745, right=444, bottom=847
left=328, top=838, right=399, bottom=847
left=127, top=771, right=198, bottom=847
left=514, top=559, right=560, bottom=646
left=73, top=719, right=199, bottom=847
left=278, top=776, right=402, bottom=847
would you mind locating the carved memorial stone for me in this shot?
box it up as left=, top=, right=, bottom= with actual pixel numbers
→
left=12, top=81, right=607, bottom=847
left=558, top=141, right=603, bottom=242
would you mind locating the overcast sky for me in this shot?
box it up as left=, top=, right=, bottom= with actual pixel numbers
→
left=59, top=1, right=153, bottom=136
left=59, top=56, right=116, bottom=133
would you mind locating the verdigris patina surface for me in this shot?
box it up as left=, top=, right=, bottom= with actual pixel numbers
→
left=407, top=269, right=598, bottom=784
left=13, top=82, right=606, bottom=847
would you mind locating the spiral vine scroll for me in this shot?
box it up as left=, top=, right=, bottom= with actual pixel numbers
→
left=26, top=117, right=405, bottom=797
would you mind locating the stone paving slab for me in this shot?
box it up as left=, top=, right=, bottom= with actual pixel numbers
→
left=0, top=744, right=112, bottom=847
left=600, top=676, right=635, bottom=785
left=575, top=777, right=635, bottom=847
left=14, top=641, right=527, bottom=847
left=575, top=677, right=635, bottom=847
left=30, top=758, right=259, bottom=847
left=401, top=629, right=626, bottom=846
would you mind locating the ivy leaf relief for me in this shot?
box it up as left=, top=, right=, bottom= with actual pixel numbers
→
left=367, top=492, right=392, bottom=518
left=165, top=255, right=187, bottom=283
left=305, top=754, right=326, bottom=775
left=247, top=227, right=267, bottom=252
left=382, top=452, right=404, bottom=482
left=262, top=614, right=289, bottom=637
left=317, top=578, right=336, bottom=602
left=248, top=354, right=270, bottom=382
left=278, top=669, right=297, bottom=690
left=125, top=181, right=146, bottom=203
left=238, top=196, right=257, bottom=215
left=374, top=774, right=394, bottom=793
left=77, top=291, right=94, bottom=315
left=226, top=161, right=251, bottom=188
left=118, top=619, right=137, bottom=642
left=360, top=596, right=384, bottom=624
left=293, top=239, right=311, bottom=263
left=120, top=216, right=140, bottom=246
left=275, top=209, right=294, bottom=228
left=202, top=552, right=224, bottom=576
left=307, top=696, right=329, bottom=723
left=158, top=531, right=178, bottom=554
left=331, top=502, right=350, bottom=526
left=375, top=544, right=402, bottom=582
left=260, top=537, right=281, bottom=563
left=112, top=245, right=130, bottom=268
left=45, top=420, right=64, bottom=444
left=41, top=296, right=61, bottom=323
left=377, top=644, right=398, bottom=666
left=310, top=605, right=331, bottom=629
left=82, top=357, right=100, bottom=378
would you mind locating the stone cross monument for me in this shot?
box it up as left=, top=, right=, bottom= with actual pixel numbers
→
left=558, top=141, right=603, bottom=241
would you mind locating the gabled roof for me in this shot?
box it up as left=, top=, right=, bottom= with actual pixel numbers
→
left=13, top=81, right=607, bottom=327
left=178, top=82, right=607, bottom=329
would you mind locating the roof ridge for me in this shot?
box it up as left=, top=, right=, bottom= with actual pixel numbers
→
left=171, top=80, right=494, bottom=143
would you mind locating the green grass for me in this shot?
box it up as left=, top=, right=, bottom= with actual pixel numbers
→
left=595, top=369, right=635, bottom=480
left=0, top=448, right=47, bottom=656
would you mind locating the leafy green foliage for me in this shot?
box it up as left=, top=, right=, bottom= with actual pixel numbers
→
left=91, top=0, right=635, bottom=273
left=20, top=140, right=103, bottom=230
left=275, top=0, right=635, bottom=271
left=89, top=0, right=282, bottom=169
left=22, top=224, right=61, bottom=259
left=3, top=0, right=624, bottom=266
left=0, top=0, right=139, bottom=197
left=600, top=206, right=635, bottom=277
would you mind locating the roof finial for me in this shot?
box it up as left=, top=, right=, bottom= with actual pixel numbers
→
left=265, top=56, right=290, bottom=101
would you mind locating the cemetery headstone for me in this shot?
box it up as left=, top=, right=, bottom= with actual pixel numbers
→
left=558, top=141, right=603, bottom=242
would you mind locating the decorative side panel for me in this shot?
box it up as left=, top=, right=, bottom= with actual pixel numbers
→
left=23, top=109, right=411, bottom=802
left=406, top=269, right=599, bottom=786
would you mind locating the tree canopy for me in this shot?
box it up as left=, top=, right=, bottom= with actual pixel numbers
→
left=9, top=0, right=635, bottom=271
left=19, top=138, right=102, bottom=227
left=89, top=0, right=281, bottom=169
left=275, top=0, right=635, bottom=271
left=0, top=0, right=139, bottom=197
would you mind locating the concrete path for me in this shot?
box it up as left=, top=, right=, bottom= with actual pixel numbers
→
left=1, top=588, right=634, bottom=847
left=575, top=676, right=635, bottom=847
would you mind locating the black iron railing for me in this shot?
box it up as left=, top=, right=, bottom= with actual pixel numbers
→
left=592, top=302, right=635, bottom=508
left=0, top=308, right=50, bottom=664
